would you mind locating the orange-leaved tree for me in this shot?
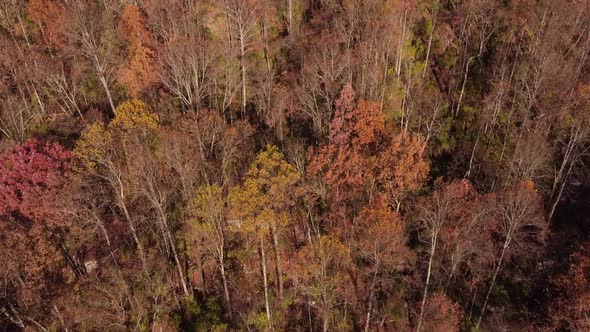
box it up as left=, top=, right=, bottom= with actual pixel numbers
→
left=308, top=84, right=428, bottom=218
left=118, top=4, right=159, bottom=96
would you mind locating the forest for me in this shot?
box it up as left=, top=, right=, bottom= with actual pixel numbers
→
left=0, top=0, right=589, bottom=331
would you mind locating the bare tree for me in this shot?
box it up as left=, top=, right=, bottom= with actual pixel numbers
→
left=46, top=68, right=83, bottom=119
left=299, top=33, right=348, bottom=138
left=190, top=184, right=233, bottom=317
left=68, top=1, right=118, bottom=116
left=453, top=6, right=497, bottom=117
left=415, top=183, right=454, bottom=332
left=505, top=130, right=552, bottom=186
left=128, top=143, right=190, bottom=296
left=548, top=119, right=590, bottom=221
left=209, top=42, right=241, bottom=120
left=159, top=7, right=214, bottom=111
left=0, top=96, right=40, bottom=143
left=224, top=0, right=260, bottom=116
left=476, top=182, right=546, bottom=329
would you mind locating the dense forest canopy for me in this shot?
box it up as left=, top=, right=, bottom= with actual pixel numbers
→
left=0, top=0, right=589, bottom=331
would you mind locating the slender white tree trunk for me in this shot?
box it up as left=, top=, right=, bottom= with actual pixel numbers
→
left=396, top=10, right=407, bottom=80
left=465, top=133, right=480, bottom=178
left=159, top=209, right=190, bottom=296
left=239, top=33, right=247, bottom=116
left=422, top=0, right=438, bottom=79
left=455, top=56, right=474, bottom=116
left=271, top=226, right=284, bottom=300
left=93, top=55, right=116, bottom=116
left=288, top=0, right=293, bottom=35
left=364, top=265, right=379, bottom=332
left=260, top=235, right=274, bottom=331
left=548, top=160, right=575, bottom=222
left=477, top=241, right=508, bottom=329
left=220, top=250, right=232, bottom=318
left=417, top=235, right=437, bottom=332
left=119, top=194, right=148, bottom=276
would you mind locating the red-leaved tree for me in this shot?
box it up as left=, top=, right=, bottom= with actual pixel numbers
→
left=0, top=139, right=71, bottom=219
left=0, top=139, right=76, bottom=326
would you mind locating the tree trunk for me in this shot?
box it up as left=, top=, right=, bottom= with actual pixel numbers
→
left=444, top=256, right=462, bottom=292
left=465, top=133, right=480, bottom=178
left=364, top=265, right=379, bottom=332
left=191, top=63, right=202, bottom=111
left=53, top=305, right=69, bottom=332
left=550, top=134, right=576, bottom=199
left=239, top=34, right=247, bottom=117
left=92, top=211, right=111, bottom=247
left=422, top=1, right=438, bottom=79
left=94, top=55, right=116, bottom=116
left=416, top=235, right=437, bottom=332
left=160, top=210, right=190, bottom=296
left=196, top=245, right=206, bottom=293
left=380, top=53, right=389, bottom=113
left=99, top=78, right=115, bottom=116
left=548, top=159, right=575, bottom=222
left=288, top=0, right=293, bottom=36
left=307, top=298, right=313, bottom=332
left=396, top=10, right=407, bottom=81
left=548, top=129, right=585, bottom=222
left=455, top=56, right=474, bottom=117
left=322, top=302, right=329, bottom=332
left=118, top=193, right=148, bottom=276
left=468, top=286, right=478, bottom=321
left=476, top=242, right=508, bottom=329
left=271, top=226, right=284, bottom=300
left=59, top=239, right=82, bottom=277
left=260, top=235, right=274, bottom=331
left=155, top=213, right=171, bottom=257
left=220, top=250, right=232, bottom=318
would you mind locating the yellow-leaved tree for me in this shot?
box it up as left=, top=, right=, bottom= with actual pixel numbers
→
left=74, top=99, right=158, bottom=275
left=230, top=144, right=301, bottom=331
left=110, top=99, right=158, bottom=131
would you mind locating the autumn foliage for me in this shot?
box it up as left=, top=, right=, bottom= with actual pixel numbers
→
left=549, top=243, right=590, bottom=331
left=308, top=85, right=428, bottom=211
left=117, top=5, right=159, bottom=96
left=0, top=139, right=71, bottom=219
left=1, top=0, right=589, bottom=331
left=0, top=139, right=73, bottom=313
left=26, top=0, right=67, bottom=50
